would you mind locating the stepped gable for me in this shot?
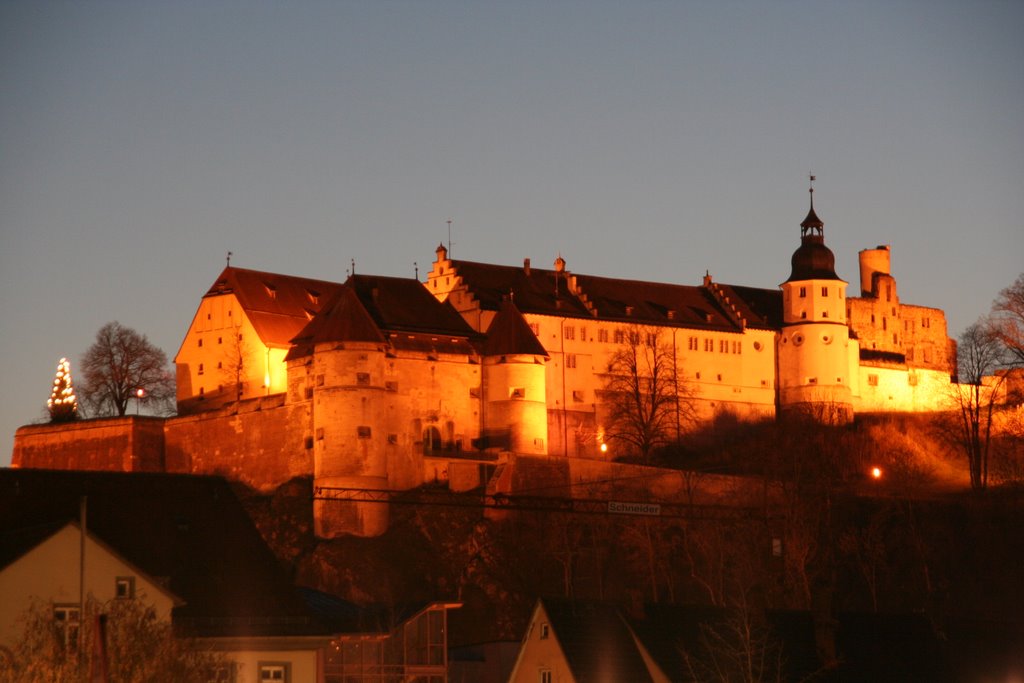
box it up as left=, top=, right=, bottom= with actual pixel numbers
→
left=482, top=299, right=549, bottom=357
left=0, top=469, right=325, bottom=638
left=714, top=283, right=784, bottom=329
left=447, top=260, right=592, bottom=318
left=571, top=273, right=741, bottom=330
left=205, top=266, right=344, bottom=347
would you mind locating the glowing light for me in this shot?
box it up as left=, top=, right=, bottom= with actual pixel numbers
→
left=871, top=467, right=882, bottom=480
left=599, top=443, right=608, bottom=453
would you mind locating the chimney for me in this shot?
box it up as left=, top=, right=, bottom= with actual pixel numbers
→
left=524, top=258, right=531, bottom=276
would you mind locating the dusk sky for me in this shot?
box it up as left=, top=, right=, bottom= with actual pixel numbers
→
left=1, top=1, right=1021, bottom=465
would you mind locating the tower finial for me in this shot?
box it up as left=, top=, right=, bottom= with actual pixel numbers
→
left=226, top=251, right=232, bottom=267
left=809, top=173, right=816, bottom=206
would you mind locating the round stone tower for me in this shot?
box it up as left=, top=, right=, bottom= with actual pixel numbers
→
left=777, top=180, right=854, bottom=422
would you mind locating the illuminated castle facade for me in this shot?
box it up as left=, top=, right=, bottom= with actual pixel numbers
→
left=14, top=192, right=956, bottom=536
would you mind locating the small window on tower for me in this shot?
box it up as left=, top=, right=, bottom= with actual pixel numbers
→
left=799, top=287, right=807, bottom=298
left=821, top=286, right=828, bottom=297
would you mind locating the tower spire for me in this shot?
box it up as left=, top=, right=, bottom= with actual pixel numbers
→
left=800, top=173, right=824, bottom=238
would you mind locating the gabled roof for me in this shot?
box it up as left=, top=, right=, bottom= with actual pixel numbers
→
left=482, top=300, right=548, bottom=357
left=537, top=598, right=655, bottom=682
left=289, top=275, right=481, bottom=360
left=0, top=469, right=329, bottom=638
left=447, top=260, right=593, bottom=318
left=451, top=259, right=781, bottom=331
left=203, top=267, right=345, bottom=347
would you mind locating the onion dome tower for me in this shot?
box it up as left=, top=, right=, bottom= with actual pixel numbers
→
left=777, top=177, right=853, bottom=421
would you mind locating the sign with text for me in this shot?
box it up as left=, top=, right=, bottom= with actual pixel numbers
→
left=608, top=501, right=661, bottom=516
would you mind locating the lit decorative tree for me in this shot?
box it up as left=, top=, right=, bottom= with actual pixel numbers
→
left=47, top=357, right=79, bottom=422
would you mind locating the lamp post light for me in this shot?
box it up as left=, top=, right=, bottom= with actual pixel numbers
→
left=136, top=388, right=145, bottom=415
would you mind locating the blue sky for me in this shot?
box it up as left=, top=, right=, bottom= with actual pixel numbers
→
left=1, top=1, right=1022, bottom=464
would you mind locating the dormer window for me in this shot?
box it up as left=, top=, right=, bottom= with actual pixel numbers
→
left=306, top=289, right=320, bottom=304
left=264, top=283, right=277, bottom=299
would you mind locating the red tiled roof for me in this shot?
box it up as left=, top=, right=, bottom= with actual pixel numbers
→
left=482, top=300, right=548, bottom=357
left=288, top=275, right=481, bottom=360
left=205, top=267, right=345, bottom=347
left=451, top=260, right=781, bottom=331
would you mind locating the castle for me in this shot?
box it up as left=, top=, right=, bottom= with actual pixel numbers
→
left=13, top=190, right=956, bottom=536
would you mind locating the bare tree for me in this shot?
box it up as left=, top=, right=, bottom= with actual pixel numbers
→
left=990, top=273, right=1024, bottom=366
left=600, top=326, right=695, bottom=460
left=949, top=322, right=1008, bottom=490
left=0, top=596, right=229, bottom=682
left=79, top=322, right=175, bottom=417
left=219, top=330, right=251, bottom=402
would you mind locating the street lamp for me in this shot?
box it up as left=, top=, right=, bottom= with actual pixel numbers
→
left=135, top=388, right=145, bottom=415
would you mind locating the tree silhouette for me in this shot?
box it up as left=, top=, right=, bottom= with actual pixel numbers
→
left=78, top=322, right=175, bottom=417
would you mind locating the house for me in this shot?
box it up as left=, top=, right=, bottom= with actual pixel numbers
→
left=0, top=469, right=335, bottom=682
left=508, top=598, right=1024, bottom=682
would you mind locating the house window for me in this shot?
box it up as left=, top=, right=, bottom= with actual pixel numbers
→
left=198, top=338, right=203, bottom=348
left=821, top=286, right=828, bottom=297
left=258, top=663, right=289, bottom=682
left=704, top=339, right=713, bottom=352
left=53, top=605, right=80, bottom=652
left=218, top=337, right=223, bottom=345
left=688, top=336, right=698, bottom=351
left=115, top=576, right=135, bottom=599
left=356, top=372, right=370, bottom=385
left=719, top=340, right=728, bottom=353
left=217, top=361, right=223, bottom=369
left=822, top=311, right=828, bottom=318
left=357, top=426, right=371, bottom=439
left=646, top=333, right=657, bottom=346
left=598, top=329, right=609, bottom=343
left=510, top=387, right=525, bottom=399
left=564, top=326, right=575, bottom=340
left=208, top=664, right=234, bottom=683
left=868, top=374, right=879, bottom=387
left=923, top=317, right=931, bottom=329
left=540, top=623, right=550, bottom=639
left=580, top=327, right=587, bottom=342
left=198, top=364, right=204, bottom=375
left=385, top=380, right=398, bottom=392
left=614, top=330, right=625, bottom=344
left=566, top=354, right=577, bottom=369
left=733, top=341, right=741, bottom=354
left=572, top=390, right=584, bottom=402
left=304, top=436, right=313, bottom=449
left=799, top=287, right=806, bottom=298
left=882, top=317, right=887, bottom=331
left=540, top=670, right=552, bottom=683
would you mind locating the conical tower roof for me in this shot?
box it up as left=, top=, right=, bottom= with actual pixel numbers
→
left=482, top=298, right=548, bottom=357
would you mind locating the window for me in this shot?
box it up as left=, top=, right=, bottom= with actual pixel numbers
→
left=198, top=338, right=203, bottom=347
left=540, top=623, right=550, bottom=639
left=572, top=390, right=584, bottom=402
left=304, top=436, right=313, bottom=449
left=821, top=286, right=828, bottom=297
left=357, top=426, right=371, bottom=439
left=704, top=339, right=713, bottom=352
left=580, top=327, right=587, bottom=342
left=924, top=348, right=932, bottom=363
left=886, top=283, right=892, bottom=302
left=882, top=317, right=887, bottom=331
left=540, top=670, right=552, bottom=683
left=258, top=663, right=289, bottom=682
left=564, top=326, right=575, bottom=340
left=923, top=317, right=931, bottom=329
left=356, top=372, right=370, bottom=385
left=217, top=361, right=223, bottom=369
left=510, top=387, right=525, bottom=399
left=198, top=364, right=204, bottom=375
left=822, top=311, right=829, bottom=318
left=733, top=341, right=742, bottom=354
left=115, top=576, right=135, bottom=599
left=688, top=336, right=698, bottom=351
left=565, top=354, right=577, bottom=369
left=800, top=311, right=807, bottom=319
left=316, top=428, right=324, bottom=440
left=614, top=330, right=625, bottom=344
left=646, top=333, right=657, bottom=346
left=598, top=329, right=609, bottom=343
left=868, top=374, right=879, bottom=387
left=799, top=287, right=806, bottom=298
left=53, top=605, right=80, bottom=652
left=385, top=380, right=398, bottom=392
left=719, top=340, right=728, bottom=353
left=218, top=336, right=223, bottom=345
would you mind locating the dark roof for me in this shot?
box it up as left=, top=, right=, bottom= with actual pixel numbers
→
left=448, top=260, right=592, bottom=318
left=288, top=275, right=480, bottom=360
left=452, top=260, right=781, bottom=331
left=482, top=300, right=548, bottom=357
left=785, top=236, right=843, bottom=283
left=540, top=598, right=654, bottom=682
left=203, top=267, right=344, bottom=347
left=0, top=469, right=329, bottom=638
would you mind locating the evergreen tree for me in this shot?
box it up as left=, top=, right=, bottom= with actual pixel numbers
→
left=47, top=357, right=78, bottom=422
